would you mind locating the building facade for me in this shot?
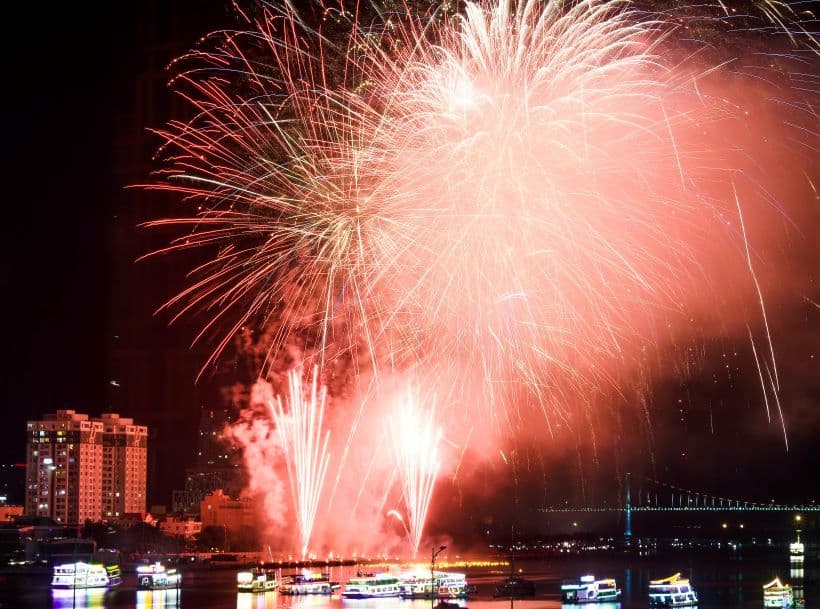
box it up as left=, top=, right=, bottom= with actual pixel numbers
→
left=25, top=410, right=103, bottom=524
left=100, top=413, right=148, bottom=518
left=200, top=489, right=257, bottom=550
left=171, top=406, right=244, bottom=515
left=159, top=516, right=202, bottom=539
left=25, top=410, right=147, bottom=524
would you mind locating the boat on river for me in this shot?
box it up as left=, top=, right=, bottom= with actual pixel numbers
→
left=399, top=571, right=470, bottom=599
left=51, top=562, right=122, bottom=589
left=342, top=573, right=402, bottom=599
left=136, top=562, right=182, bottom=589
left=280, top=571, right=339, bottom=595
left=790, top=532, right=804, bottom=563
left=648, top=573, right=697, bottom=607
left=561, top=575, right=621, bottom=603
left=237, top=567, right=278, bottom=592
left=763, top=577, right=794, bottom=608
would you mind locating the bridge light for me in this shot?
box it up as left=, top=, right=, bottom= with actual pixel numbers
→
left=795, top=514, right=802, bottom=523
left=722, top=523, right=728, bottom=529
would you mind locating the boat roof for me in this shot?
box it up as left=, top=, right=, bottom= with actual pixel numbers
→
left=137, top=562, right=168, bottom=573
left=650, top=573, right=689, bottom=585
left=562, top=577, right=616, bottom=586
left=763, top=578, right=790, bottom=590
left=349, top=573, right=398, bottom=583
left=295, top=571, right=329, bottom=580
left=239, top=568, right=273, bottom=577
left=400, top=570, right=461, bottom=578
left=54, top=561, right=105, bottom=569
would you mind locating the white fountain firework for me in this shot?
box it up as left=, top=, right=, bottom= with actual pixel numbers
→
left=270, top=367, right=331, bottom=558
left=390, top=388, right=442, bottom=558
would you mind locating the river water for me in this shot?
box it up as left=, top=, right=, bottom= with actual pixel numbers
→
left=2, top=552, right=815, bottom=609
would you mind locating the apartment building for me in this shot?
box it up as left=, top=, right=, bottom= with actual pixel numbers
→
left=25, top=410, right=147, bottom=524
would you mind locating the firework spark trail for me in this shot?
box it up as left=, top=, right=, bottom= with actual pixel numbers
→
left=734, top=182, right=792, bottom=447
left=358, top=0, right=736, bottom=412
left=386, top=508, right=412, bottom=543
left=148, top=1, right=689, bottom=399
left=734, top=185, right=780, bottom=391
left=270, top=367, right=331, bottom=558
left=149, top=0, right=817, bottom=550
left=390, top=387, right=442, bottom=558
left=147, top=0, right=817, bottom=426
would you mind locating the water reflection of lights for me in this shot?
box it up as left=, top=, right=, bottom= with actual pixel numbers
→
left=338, top=601, right=466, bottom=609
left=371, top=560, right=508, bottom=570
left=563, top=604, right=621, bottom=609
left=283, top=594, right=335, bottom=608
left=236, top=591, right=278, bottom=609
left=137, top=588, right=182, bottom=608
left=235, top=595, right=466, bottom=609
left=51, top=588, right=107, bottom=609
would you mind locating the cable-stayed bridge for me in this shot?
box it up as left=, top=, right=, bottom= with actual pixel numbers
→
left=539, top=474, right=819, bottom=536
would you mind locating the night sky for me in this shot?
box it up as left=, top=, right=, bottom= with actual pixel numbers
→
left=1, top=0, right=817, bottom=534
left=2, top=1, right=230, bottom=506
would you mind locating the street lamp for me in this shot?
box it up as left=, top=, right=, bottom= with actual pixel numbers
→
left=431, top=545, right=447, bottom=609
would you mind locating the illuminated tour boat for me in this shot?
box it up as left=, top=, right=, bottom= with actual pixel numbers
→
left=237, top=568, right=278, bottom=592
left=399, top=571, right=470, bottom=599
left=561, top=575, right=622, bottom=603
left=279, top=571, right=339, bottom=595
left=51, top=562, right=123, bottom=589
left=342, top=573, right=403, bottom=599
left=648, top=573, right=698, bottom=607
left=763, top=578, right=794, bottom=608
left=136, top=562, right=182, bottom=589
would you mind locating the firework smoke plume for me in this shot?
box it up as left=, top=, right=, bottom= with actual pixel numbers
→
left=148, top=0, right=818, bottom=555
